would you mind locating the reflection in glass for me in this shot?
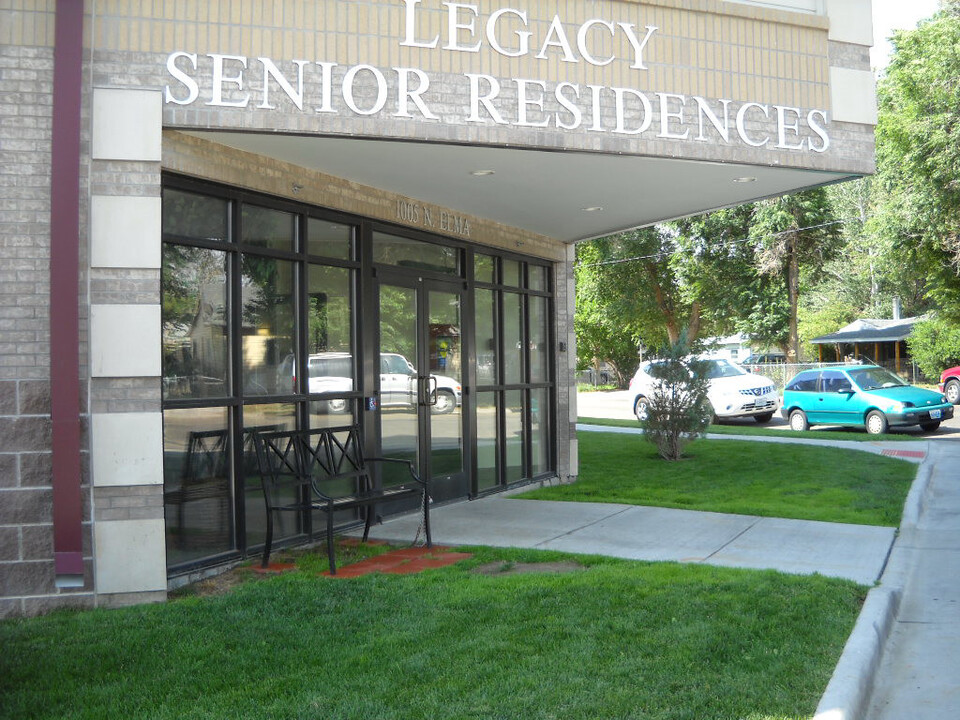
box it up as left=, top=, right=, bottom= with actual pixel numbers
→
left=307, top=217, right=353, bottom=259
left=162, top=188, right=228, bottom=242
left=309, top=399, right=354, bottom=427
left=474, top=253, right=496, bottom=284
left=503, top=292, right=523, bottom=385
left=505, top=390, right=524, bottom=483
left=241, top=256, right=295, bottom=396
left=242, top=205, right=295, bottom=251
left=429, top=290, right=462, bottom=478
left=528, top=264, right=547, bottom=291
left=476, top=391, right=499, bottom=491
left=307, top=264, right=354, bottom=410
left=502, top=259, right=520, bottom=286
left=163, top=407, right=233, bottom=567
left=529, top=295, right=549, bottom=384
left=162, top=246, right=230, bottom=400
left=242, top=404, right=297, bottom=552
left=373, top=231, right=459, bottom=275
left=475, top=288, right=498, bottom=385
left=531, top=387, right=550, bottom=476
left=379, top=284, right=419, bottom=482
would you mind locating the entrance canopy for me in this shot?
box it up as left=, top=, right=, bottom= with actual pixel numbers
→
left=186, top=132, right=857, bottom=243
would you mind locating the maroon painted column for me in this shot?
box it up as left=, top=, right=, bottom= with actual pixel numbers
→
left=49, top=0, right=84, bottom=581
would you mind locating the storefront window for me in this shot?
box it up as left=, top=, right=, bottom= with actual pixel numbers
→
left=529, top=295, right=549, bottom=384
left=503, top=292, right=523, bottom=385
left=240, top=256, right=296, bottom=396
left=502, top=259, right=521, bottom=286
left=162, top=188, right=228, bottom=242
left=242, top=404, right=297, bottom=552
left=505, top=390, right=524, bottom=483
left=475, top=288, right=498, bottom=385
left=531, top=387, right=550, bottom=476
left=163, top=407, right=232, bottom=567
left=372, top=231, right=460, bottom=275
left=476, top=391, right=499, bottom=492
left=474, top=253, right=496, bottom=284
left=242, top=205, right=295, bottom=251
left=528, top=264, right=547, bottom=291
left=307, top=217, right=352, bottom=260
left=306, top=264, right=353, bottom=408
left=161, top=179, right=554, bottom=573
left=161, top=247, right=230, bottom=400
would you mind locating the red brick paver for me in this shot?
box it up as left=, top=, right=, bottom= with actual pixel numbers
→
left=881, top=449, right=927, bottom=459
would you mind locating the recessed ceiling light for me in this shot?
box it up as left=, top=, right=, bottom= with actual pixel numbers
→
left=470, top=169, right=495, bottom=176
left=733, top=176, right=757, bottom=183
left=581, top=206, right=604, bottom=212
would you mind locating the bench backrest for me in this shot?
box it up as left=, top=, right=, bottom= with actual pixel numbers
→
left=253, top=426, right=371, bottom=503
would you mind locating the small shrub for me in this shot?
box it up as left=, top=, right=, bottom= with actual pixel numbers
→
left=642, top=341, right=712, bottom=460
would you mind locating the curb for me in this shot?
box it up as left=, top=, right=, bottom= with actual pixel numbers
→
left=812, top=444, right=935, bottom=720
left=812, top=586, right=901, bottom=720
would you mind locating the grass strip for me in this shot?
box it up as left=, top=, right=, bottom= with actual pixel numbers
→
left=522, top=432, right=914, bottom=526
left=1, top=547, right=864, bottom=720
left=578, top=416, right=924, bottom=441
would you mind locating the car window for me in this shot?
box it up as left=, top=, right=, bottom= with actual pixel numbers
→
left=309, top=356, right=352, bottom=377
left=848, top=367, right=906, bottom=390
left=819, top=369, right=849, bottom=393
left=786, top=372, right=818, bottom=392
left=702, top=359, right=746, bottom=379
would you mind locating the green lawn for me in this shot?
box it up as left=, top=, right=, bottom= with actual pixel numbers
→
left=0, top=547, right=864, bottom=720
left=579, top=416, right=925, bottom=441
left=521, top=431, right=914, bottom=526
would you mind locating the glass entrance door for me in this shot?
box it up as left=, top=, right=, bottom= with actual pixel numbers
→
left=378, top=277, right=466, bottom=502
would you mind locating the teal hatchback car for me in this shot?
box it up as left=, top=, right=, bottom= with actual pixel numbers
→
left=781, top=365, right=954, bottom=434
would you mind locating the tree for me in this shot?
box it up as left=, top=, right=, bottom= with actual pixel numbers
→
left=750, top=188, right=842, bottom=361
left=575, top=228, right=697, bottom=384
left=907, top=318, right=960, bottom=379
left=640, top=337, right=712, bottom=461
left=876, top=2, right=960, bottom=319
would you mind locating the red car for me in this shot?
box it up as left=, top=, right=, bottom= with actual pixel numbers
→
left=940, top=366, right=960, bottom=405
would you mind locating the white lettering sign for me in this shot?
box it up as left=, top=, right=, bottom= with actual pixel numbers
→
left=161, top=1, right=832, bottom=155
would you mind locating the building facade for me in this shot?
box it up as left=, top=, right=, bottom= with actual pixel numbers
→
left=1, top=0, right=875, bottom=616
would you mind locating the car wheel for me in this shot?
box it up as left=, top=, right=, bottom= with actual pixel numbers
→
left=946, top=379, right=960, bottom=405
left=920, top=421, right=941, bottom=432
left=789, top=409, right=809, bottom=432
left=634, top=397, right=650, bottom=422
left=431, top=390, right=456, bottom=414
left=754, top=412, right=774, bottom=424
left=326, top=398, right=348, bottom=414
left=866, top=410, right=888, bottom=435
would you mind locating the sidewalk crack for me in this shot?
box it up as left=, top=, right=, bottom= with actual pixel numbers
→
left=534, top=505, right=635, bottom=548
left=701, top=517, right=764, bottom=562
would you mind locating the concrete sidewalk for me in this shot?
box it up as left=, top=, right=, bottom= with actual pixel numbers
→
left=857, top=439, right=960, bottom=720
left=362, top=494, right=896, bottom=585
left=362, top=424, right=924, bottom=587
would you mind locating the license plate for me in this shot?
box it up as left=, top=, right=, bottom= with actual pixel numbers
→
left=931, top=409, right=942, bottom=419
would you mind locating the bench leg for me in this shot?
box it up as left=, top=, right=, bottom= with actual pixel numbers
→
left=423, top=491, right=432, bottom=548
left=362, top=504, right=375, bottom=542
left=326, top=509, right=336, bottom=575
left=261, top=510, right=274, bottom=569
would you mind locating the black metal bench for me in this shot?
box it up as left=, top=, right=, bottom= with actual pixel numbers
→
left=251, top=425, right=431, bottom=574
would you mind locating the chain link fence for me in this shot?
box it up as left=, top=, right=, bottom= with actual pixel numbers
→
left=745, top=360, right=936, bottom=391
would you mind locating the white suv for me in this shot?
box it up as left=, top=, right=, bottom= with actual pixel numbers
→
left=293, top=352, right=461, bottom=414
left=629, top=357, right=779, bottom=423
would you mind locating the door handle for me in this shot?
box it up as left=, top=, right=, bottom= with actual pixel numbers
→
left=425, top=376, right=438, bottom=406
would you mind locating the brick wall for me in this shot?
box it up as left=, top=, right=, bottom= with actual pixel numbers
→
left=0, top=22, right=96, bottom=616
